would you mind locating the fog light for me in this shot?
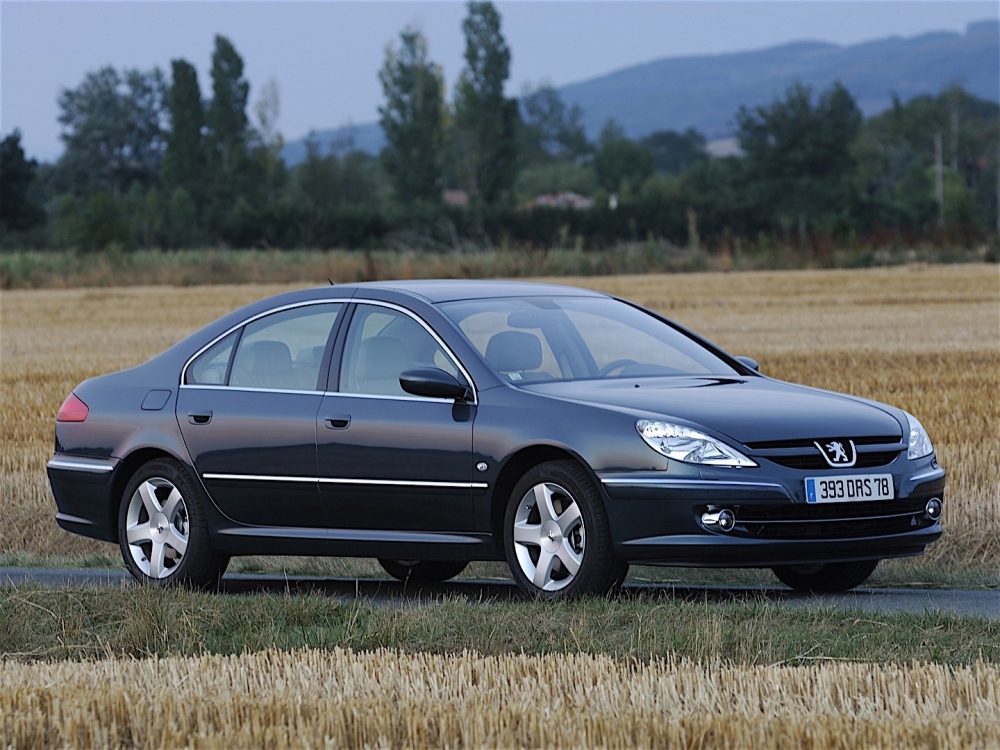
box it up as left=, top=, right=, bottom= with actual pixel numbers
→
left=925, top=497, right=943, bottom=521
left=702, top=509, right=735, bottom=532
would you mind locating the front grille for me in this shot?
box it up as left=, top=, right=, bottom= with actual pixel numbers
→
left=765, top=451, right=900, bottom=470
left=746, top=435, right=904, bottom=472
left=746, top=436, right=900, bottom=450
left=699, top=495, right=939, bottom=541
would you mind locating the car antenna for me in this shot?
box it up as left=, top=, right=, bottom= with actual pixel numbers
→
left=327, top=278, right=335, bottom=286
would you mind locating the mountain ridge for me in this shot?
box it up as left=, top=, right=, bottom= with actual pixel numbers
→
left=281, top=19, right=999, bottom=165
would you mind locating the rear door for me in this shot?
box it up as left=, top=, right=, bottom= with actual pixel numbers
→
left=177, top=302, right=343, bottom=527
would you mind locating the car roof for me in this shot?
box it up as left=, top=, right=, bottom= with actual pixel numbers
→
left=334, top=279, right=610, bottom=304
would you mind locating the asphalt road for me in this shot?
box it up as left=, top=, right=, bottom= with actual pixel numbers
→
left=2, top=567, right=997, bottom=618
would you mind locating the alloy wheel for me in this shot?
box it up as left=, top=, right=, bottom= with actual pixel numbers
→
left=124, top=476, right=189, bottom=579
left=512, top=482, right=586, bottom=592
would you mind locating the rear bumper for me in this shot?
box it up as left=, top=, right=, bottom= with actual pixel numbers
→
left=47, top=455, right=119, bottom=543
left=601, top=468, right=945, bottom=567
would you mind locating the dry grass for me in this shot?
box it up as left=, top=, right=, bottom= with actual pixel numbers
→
left=2, top=264, right=998, bottom=569
left=2, top=648, right=998, bottom=748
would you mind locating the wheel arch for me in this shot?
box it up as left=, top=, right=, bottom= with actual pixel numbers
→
left=489, top=445, right=600, bottom=557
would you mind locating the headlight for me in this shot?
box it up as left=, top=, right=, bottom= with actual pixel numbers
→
left=636, top=420, right=757, bottom=468
left=904, top=411, right=934, bottom=460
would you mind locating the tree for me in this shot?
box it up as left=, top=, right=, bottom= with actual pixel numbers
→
left=205, top=35, right=252, bottom=233
left=519, top=82, right=589, bottom=164
left=56, top=66, right=166, bottom=196
left=252, top=77, right=287, bottom=208
left=453, top=1, right=519, bottom=206
left=735, top=81, right=862, bottom=240
left=163, top=59, right=206, bottom=204
left=857, top=87, right=999, bottom=233
left=593, top=120, right=654, bottom=195
left=641, top=128, right=707, bottom=175
left=206, top=35, right=250, bottom=168
left=0, top=130, right=45, bottom=232
left=291, top=136, right=383, bottom=247
left=378, top=28, right=446, bottom=203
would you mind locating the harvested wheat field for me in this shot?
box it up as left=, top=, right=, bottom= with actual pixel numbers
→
left=2, top=648, right=998, bottom=748
left=2, top=263, right=998, bottom=569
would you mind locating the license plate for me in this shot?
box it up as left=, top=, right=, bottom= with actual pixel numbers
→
left=805, top=474, right=893, bottom=503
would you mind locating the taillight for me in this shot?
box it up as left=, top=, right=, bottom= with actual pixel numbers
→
left=57, top=393, right=89, bottom=422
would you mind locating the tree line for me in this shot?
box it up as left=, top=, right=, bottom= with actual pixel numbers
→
left=1, top=1, right=997, bottom=255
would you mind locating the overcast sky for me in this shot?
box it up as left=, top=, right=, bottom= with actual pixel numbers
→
left=2, top=1, right=996, bottom=161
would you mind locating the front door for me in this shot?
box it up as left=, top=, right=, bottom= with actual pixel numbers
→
left=316, top=303, right=477, bottom=533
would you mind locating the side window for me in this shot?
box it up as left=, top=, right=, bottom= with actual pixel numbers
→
left=339, top=305, right=459, bottom=397
left=227, top=304, right=341, bottom=391
left=186, top=331, right=238, bottom=385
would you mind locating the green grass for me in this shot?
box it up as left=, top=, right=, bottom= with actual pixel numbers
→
left=2, top=243, right=994, bottom=290
left=2, top=584, right=996, bottom=665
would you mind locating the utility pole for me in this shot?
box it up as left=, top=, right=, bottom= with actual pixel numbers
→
left=935, top=131, right=944, bottom=227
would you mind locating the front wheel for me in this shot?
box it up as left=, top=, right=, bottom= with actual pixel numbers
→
left=772, top=560, right=878, bottom=592
left=377, top=559, right=468, bottom=583
left=504, top=460, right=627, bottom=599
left=117, top=458, right=229, bottom=588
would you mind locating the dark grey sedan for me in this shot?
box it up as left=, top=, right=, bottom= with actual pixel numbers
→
left=48, top=280, right=945, bottom=597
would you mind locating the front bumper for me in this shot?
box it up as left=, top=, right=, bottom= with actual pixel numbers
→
left=600, top=464, right=945, bottom=567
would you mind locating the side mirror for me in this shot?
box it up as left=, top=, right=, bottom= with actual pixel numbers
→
left=399, top=368, right=472, bottom=401
left=735, top=356, right=759, bottom=372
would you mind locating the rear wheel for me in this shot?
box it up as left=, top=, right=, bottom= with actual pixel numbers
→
left=772, top=560, right=878, bottom=592
left=377, top=559, right=469, bottom=583
left=118, top=458, right=229, bottom=588
left=504, top=460, right=627, bottom=599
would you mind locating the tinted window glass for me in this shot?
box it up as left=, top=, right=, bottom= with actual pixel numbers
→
left=339, top=305, right=459, bottom=396
left=441, top=297, right=737, bottom=382
left=228, top=304, right=341, bottom=391
left=186, top=330, right=237, bottom=385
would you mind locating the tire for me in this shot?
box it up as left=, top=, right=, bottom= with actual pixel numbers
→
left=503, top=460, right=628, bottom=599
left=772, top=560, right=879, bottom=593
left=117, top=458, right=229, bottom=588
left=377, top=559, right=469, bottom=583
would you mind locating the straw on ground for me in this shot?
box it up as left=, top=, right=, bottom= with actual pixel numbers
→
left=3, top=648, right=998, bottom=748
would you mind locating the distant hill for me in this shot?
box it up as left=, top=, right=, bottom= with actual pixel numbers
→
left=562, top=19, right=999, bottom=141
left=281, top=19, right=999, bottom=164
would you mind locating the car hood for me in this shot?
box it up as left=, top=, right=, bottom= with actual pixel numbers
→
left=522, top=376, right=902, bottom=445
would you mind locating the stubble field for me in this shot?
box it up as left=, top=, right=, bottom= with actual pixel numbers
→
left=4, top=648, right=999, bottom=748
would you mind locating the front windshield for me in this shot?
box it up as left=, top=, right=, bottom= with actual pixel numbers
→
left=441, top=296, right=739, bottom=383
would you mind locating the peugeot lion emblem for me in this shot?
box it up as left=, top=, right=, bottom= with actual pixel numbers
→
left=814, top=439, right=857, bottom=468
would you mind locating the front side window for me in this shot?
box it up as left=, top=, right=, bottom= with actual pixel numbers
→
left=339, top=305, right=460, bottom=397
left=187, top=303, right=341, bottom=391
left=441, top=297, right=738, bottom=383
